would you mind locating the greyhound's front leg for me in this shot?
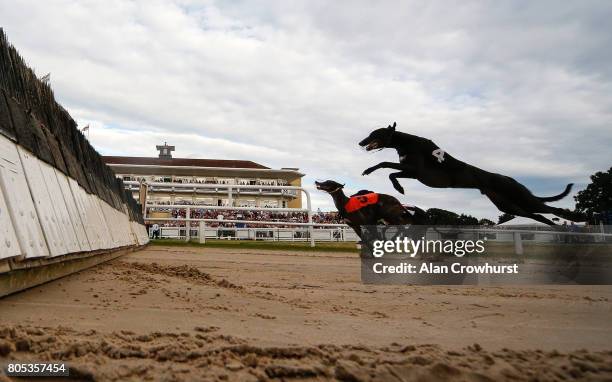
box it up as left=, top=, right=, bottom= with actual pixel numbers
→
left=362, top=162, right=405, bottom=176
left=389, top=170, right=416, bottom=194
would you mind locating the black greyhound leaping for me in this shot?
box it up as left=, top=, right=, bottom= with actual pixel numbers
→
left=359, top=122, right=584, bottom=226
left=315, top=180, right=427, bottom=240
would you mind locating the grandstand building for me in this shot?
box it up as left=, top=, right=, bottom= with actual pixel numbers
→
left=103, top=143, right=304, bottom=209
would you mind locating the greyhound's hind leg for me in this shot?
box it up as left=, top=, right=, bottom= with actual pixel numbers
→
left=525, top=213, right=557, bottom=226
left=544, top=206, right=585, bottom=222
left=484, top=191, right=556, bottom=225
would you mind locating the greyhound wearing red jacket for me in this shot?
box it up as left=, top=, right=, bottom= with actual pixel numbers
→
left=315, top=180, right=426, bottom=240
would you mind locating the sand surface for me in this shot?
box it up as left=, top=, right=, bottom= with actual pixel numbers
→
left=1, top=245, right=611, bottom=381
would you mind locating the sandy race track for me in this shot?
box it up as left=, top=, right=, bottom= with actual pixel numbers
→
left=1, top=245, right=612, bottom=381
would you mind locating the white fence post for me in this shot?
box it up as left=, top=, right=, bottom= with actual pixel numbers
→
left=185, top=206, right=191, bottom=242
left=513, top=232, right=523, bottom=255
left=199, top=221, right=206, bottom=244
left=302, top=187, right=315, bottom=248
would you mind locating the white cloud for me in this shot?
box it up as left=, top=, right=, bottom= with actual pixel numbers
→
left=1, top=0, right=610, bottom=219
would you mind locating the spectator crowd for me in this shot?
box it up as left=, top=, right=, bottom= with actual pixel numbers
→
left=147, top=207, right=344, bottom=228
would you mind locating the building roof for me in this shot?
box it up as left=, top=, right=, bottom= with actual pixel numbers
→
left=103, top=156, right=269, bottom=169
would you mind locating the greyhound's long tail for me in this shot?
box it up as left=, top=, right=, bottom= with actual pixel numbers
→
left=538, top=183, right=573, bottom=202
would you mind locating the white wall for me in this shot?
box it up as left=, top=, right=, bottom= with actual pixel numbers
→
left=0, top=135, right=148, bottom=262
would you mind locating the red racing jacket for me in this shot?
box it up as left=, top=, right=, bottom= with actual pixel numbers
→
left=345, top=193, right=379, bottom=213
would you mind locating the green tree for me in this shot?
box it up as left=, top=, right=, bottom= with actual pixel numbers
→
left=574, top=167, right=612, bottom=219
left=457, top=214, right=479, bottom=225
left=426, top=208, right=479, bottom=225
left=479, top=218, right=495, bottom=226
left=426, top=208, right=458, bottom=225
left=497, top=213, right=515, bottom=224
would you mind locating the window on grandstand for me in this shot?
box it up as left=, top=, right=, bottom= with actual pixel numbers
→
left=238, top=199, right=256, bottom=207
left=149, top=196, right=171, bottom=204
left=261, top=200, right=279, bottom=208
left=258, top=179, right=276, bottom=186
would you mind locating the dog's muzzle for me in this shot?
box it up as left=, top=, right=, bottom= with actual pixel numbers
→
left=364, top=141, right=381, bottom=151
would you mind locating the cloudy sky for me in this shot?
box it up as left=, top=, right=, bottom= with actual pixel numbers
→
left=1, top=0, right=611, bottom=219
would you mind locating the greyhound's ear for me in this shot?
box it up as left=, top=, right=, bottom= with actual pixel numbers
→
left=388, top=122, right=396, bottom=131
